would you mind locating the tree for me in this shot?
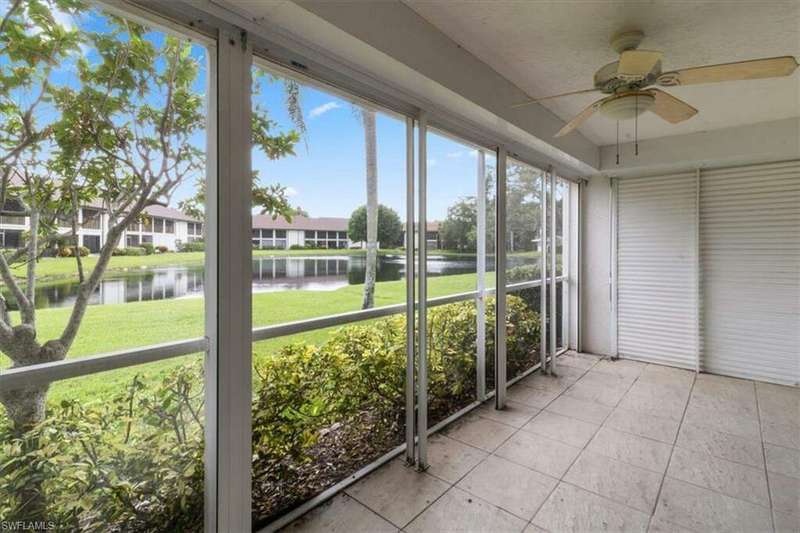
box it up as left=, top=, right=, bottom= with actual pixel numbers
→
left=0, top=4, right=301, bottom=520
left=439, top=197, right=478, bottom=251
left=348, top=204, right=403, bottom=248
left=359, top=109, right=378, bottom=309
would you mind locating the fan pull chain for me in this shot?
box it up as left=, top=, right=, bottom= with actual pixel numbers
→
left=616, top=120, right=620, bottom=165
left=635, top=94, right=639, bottom=156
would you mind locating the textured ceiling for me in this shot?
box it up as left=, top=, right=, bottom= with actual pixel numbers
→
left=403, top=1, right=800, bottom=146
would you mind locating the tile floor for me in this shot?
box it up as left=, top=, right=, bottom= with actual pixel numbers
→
left=284, top=352, right=800, bottom=533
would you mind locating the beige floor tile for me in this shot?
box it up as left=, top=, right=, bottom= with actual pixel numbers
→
left=556, top=351, right=600, bottom=371
left=762, top=418, right=800, bottom=450
left=507, top=383, right=562, bottom=409
left=475, top=399, right=539, bottom=428
left=667, top=447, right=769, bottom=506
left=690, top=379, right=758, bottom=419
left=344, top=459, right=449, bottom=528
left=546, top=395, right=613, bottom=424
left=404, top=487, right=527, bottom=533
left=283, top=493, right=397, bottom=533
left=426, top=434, right=488, bottom=484
left=586, top=426, right=672, bottom=473
left=518, top=371, right=575, bottom=392
left=766, top=443, right=800, bottom=479
left=637, top=364, right=695, bottom=389
left=521, top=410, right=599, bottom=448
left=443, top=413, right=517, bottom=452
left=647, top=514, right=697, bottom=533
left=683, top=403, right=761, bottom=439
left=457, top=455, right=557, bottom=520
left=563, top=380, right=629, bottom=407
left=532, top=482, right=649, bottom=532
left=495, top=430, right=582, bottom=478
left=551, top=363, right=588, bottom=381
left=580, top=368, right=638, bottom=389
left=773, top=510, right=800, bottom=533
left=654, top=477, right=772, bottom=533
left=605, top=407, right=680, bottom=444
left=618, top=380, right=689, bottom=421
left=758, top=386, right=800, bottom=430
left=592, top=358, right=647, bottom=380
left=676, top=421, right=764, bottom=468
left=564, top=450, right=662, bottom=513
left=768, top=471, right=800, bottom=516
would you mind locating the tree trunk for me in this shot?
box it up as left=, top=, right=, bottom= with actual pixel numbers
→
left=0, top=333, right=66, bottom=521
left=361, top=109, right=378, bottom=310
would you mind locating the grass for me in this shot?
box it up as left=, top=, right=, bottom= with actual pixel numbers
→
left=5, top=271, right=497, bottom=404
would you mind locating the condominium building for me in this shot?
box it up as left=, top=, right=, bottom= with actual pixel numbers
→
left=0, top=202, right=201, bottom=252
left=251, top=214, right=351, bottom=249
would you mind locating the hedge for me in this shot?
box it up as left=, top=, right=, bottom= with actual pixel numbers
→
left=0, top=295, right=540, bottom=530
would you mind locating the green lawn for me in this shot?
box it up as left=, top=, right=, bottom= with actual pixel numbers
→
left=6, top=271, right=497, bottom=404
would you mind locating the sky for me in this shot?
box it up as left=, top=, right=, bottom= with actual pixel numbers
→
left=5, top=2, right=493, bottom=222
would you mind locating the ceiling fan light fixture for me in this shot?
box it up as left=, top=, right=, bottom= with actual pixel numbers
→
left=599, top=92, right=655, bottom=120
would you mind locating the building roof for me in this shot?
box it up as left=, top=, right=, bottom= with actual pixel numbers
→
left=143, top=204, right=200, bottom=223
left=252, top=214, right=349, bottom=231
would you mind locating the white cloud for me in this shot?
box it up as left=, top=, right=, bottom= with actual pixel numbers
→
left=309, top=101, right=341, bottom=118
left=428, top=158, right=438, bottom=167
left=285, top=186, right=298, bottom=197
left=446, top=151, right=463, bottom=159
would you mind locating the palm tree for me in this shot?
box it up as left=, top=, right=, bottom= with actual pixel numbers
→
left=360, top=108, right=378, bottom=309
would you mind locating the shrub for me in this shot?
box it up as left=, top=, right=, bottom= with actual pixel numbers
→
left=57, top=246, right=73, bottom=257
left=178, top=241, right=204, bottom=252
left=156, top=245, right=168, bottom=253
left=141, top=243, right=155, bottom=255
left=506, top=264, right=538, bottom=283
left=0, top=296, right=539, bottom=529
left=78, top=246, right=90, bottom=257
left=0, top=364, right=205, bottom=531
left=288, top=244, right=304, bottom=250
left=112, top=247, right=147, bottom=256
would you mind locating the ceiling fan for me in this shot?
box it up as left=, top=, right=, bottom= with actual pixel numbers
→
left=514, top=30, right=799, bottom=138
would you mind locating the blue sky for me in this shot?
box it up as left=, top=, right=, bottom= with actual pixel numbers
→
left=252, top=76, right=493, bottom=221
left=8, top=3, right=491, bottom=221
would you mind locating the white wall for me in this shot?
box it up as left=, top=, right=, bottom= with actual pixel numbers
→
left=580, top=174, right=613, bottom=356
left=599, top=118, right=799, bottom=175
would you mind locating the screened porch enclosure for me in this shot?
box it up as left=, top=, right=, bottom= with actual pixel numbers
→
left=0, top=1, right=797, bottom=532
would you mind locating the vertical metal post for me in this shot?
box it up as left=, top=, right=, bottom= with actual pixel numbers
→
left=205, top=30, right=252, bottom=533
left=549, top=170, right=558, bottom=373
left=476, top=150, right=487, bottom=402
left=416, top=112, right=428, bottom=470
left=561, top=180, right=570, bottom=349
left=404, top=117, right=416, bottom=465
left=495, top=146, right=507, bottom=409
left=540, top=169, right=548, bottom=373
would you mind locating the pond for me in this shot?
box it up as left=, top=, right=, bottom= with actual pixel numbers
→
left=11, top=254, right=537, bottom=309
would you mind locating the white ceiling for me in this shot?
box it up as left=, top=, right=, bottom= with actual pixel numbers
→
left=403, top=1, right=800, bottom=146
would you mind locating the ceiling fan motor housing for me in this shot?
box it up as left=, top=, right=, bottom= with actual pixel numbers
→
left=600, top=92, right=655, bottom=120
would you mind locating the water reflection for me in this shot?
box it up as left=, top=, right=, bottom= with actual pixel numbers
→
left=13, top=254, right=533, bottom=309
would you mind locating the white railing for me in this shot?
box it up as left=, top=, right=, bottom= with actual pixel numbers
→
left=0, top=276, right=564, bottom=390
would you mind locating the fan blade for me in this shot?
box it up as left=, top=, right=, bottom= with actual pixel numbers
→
left=658, top=56, right=799, bottom=86
left=512, top=88, right=599, bottom=108
left=617, top=49, right=663, bottom=79
left=648, top=89, right=698, bottom=124
left=555, top=99, right=604, bottom=137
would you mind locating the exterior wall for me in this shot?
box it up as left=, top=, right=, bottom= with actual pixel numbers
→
left=287, top=229, right=303, bottom=248
left=580, top=174, right=613, bottom=356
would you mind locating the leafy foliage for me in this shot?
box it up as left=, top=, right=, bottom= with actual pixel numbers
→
left=0, top=296, right=540, bottom=528
left=347, top=204, right=403, bottom=247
